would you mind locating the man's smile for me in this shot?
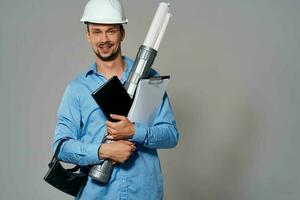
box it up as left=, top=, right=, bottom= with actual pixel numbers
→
left=98, top=44, right=113, bottom=53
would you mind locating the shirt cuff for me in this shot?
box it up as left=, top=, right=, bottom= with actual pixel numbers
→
left=131, top=122, right=148, bottom=144
left=83, top=143, right=102, bottom=164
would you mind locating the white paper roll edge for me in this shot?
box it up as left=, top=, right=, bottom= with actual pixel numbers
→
left=143, top=2, right=169, bottom=48
left=153, top=13, right=172, bottom=50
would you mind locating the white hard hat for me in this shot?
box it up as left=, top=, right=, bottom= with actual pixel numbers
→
left=80, top=0, right=128, bottom=24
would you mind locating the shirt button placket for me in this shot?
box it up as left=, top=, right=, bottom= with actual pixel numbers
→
left=120, top=177, right=128, bottom=200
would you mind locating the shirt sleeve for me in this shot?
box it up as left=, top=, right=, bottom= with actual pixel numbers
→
left=52, top=83, right=102, bottom=166
left=131, top=93, right=179, bottom=149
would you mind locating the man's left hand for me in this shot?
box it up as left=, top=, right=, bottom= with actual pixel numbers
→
left=106, top=114, right=135, bottom=140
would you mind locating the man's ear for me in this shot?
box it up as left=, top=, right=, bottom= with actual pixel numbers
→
left=86, top=31, right=91, bottom=44
left=120, top=29, right=125, bottom=42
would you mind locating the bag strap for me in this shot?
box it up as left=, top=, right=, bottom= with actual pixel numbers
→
left=54, top=138, right=69, bottom=157
left=48, top=139, right=90, bottom=173
left=68, top=165, right=81, bottom=172
left=48, top=138, right=69, bottom=168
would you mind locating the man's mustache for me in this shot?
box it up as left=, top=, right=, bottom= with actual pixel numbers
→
left=97, top=42, right=113, bottom=47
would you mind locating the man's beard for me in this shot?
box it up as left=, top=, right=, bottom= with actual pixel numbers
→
left=93, top=43, right=121, bottom=62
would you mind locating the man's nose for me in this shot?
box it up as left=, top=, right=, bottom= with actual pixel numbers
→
left=100, top=33, right=109, bottom=43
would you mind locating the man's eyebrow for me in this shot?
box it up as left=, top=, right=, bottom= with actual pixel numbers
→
left=90, top=28, right=101, bottom=31
left=107, top=27, right=119, bottom=31
left=90, top=27, right=118, bottom=31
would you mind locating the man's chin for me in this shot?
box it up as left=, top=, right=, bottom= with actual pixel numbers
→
left=96, top=54, right=114, bottom=62
left=95, top=49, right=120, bottom=62
left=99, top=53, right=111, bottom=59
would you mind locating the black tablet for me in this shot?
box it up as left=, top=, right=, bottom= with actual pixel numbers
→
left=91, top=76, right=133, bottom=122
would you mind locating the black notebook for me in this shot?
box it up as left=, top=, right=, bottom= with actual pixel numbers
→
left=91, top=76, right=133, bottom=122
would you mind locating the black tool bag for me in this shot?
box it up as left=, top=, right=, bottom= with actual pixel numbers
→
left=44, top=139, right=89, bottom=197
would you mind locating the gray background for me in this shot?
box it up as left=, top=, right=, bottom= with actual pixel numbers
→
left=1, top=0, right=300, bottom=199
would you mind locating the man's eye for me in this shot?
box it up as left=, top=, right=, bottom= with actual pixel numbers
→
left=108, top=30, right=116, bottom=35
left=93, top=31, right=101, bottom=35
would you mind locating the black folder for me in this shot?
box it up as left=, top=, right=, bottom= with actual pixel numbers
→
left=91, top=76, right=133, bottom=122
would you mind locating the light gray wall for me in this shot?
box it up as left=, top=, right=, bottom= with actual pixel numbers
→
left=1, top=0, right=300, bottom=199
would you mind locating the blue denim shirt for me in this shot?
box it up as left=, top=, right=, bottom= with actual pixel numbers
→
left=53, top=56, right=179, bottom=200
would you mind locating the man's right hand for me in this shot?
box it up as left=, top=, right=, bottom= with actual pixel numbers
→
left=98, top=140, right=136, bottom=164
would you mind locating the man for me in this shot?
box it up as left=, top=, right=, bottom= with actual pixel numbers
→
left=52, top=0, right=179, bottom=199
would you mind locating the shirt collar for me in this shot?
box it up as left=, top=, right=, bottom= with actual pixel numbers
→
left=84, top=63, right=98, bottom=77
left=84, top=56, right=133, bottom=83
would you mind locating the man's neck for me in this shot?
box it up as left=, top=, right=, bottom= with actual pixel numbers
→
left=96, top=54, right=125, bottom=80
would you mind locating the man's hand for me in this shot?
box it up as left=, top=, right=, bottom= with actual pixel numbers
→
left=106, top=114, right=135, bottom=140
left=99, top=140, right=136, bottom=164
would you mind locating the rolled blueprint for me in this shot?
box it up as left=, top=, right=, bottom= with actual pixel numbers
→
left=153, top=13, right=172, bottom=50
left=143, top=2, right=170, bottom=49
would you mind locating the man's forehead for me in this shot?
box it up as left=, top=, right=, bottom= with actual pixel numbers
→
left=89, top=23, right=120, bottom=30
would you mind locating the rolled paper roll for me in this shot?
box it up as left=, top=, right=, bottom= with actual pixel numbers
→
left=153, top=12, right=172, bottom=50
left=143, top=2, right=170, bottom=48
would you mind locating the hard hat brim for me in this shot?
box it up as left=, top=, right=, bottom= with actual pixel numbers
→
left=80, top=18, right=128, bottom=24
